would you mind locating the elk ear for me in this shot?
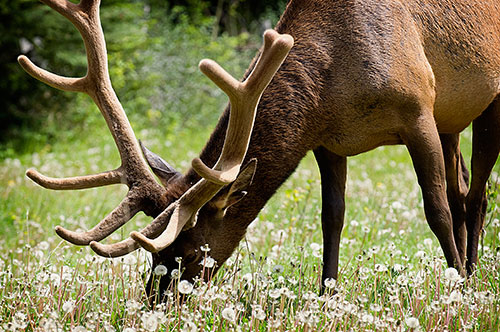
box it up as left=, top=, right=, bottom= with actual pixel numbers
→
left=140, top=141, right=181, bottom=187
left=213, top=158, right=257, bottom=210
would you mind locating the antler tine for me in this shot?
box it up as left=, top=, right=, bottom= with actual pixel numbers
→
left=26, top=168, right=123, bottom=190
left=19, top=0, right=166, bottom=247
left=89, top=203, right=177, bottom=257
left=55, top=192, right=142, bottom=245
left=17, top=55, right=87, bottom=92
left=132, top=30, right=294, bottom=253
left=192, top=30, right=294, bottom=185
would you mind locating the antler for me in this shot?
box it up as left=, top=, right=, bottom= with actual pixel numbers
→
left=19, top=0, right=166, bottom=247
left=127, top=30, right=294, bottom=253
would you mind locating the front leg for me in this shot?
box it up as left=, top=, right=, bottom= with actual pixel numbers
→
left=314, top=147, right=347, bottom=290
left=403, top=114, right=464, bottom=273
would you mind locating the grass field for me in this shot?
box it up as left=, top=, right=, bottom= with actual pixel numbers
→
left=1, top=117, right=499, bottom=331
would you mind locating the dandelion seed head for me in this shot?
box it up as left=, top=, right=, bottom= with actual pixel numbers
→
left=178, top=280, right=194, bottom=295
left=200, top=244, right=211, bottom=252
left=405, top=316, right=420, bottom=329
left=221, top=307, right=236, bottom=322
left=443, top=267, right=460, bottom=282
left=153, top=264, right=168, bottom=276
left=199, top=256, right=216, bottom=268
left=62, top=300, right=75, bottom=313
left=272, top=264, right=284, bottom=274
left=324, top=278, right=336, bottom=289
left=171, top=269, right=181, bottom=279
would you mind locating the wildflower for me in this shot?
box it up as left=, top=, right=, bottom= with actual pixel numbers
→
left=324, top=278, right=336, bottom=289
left=62, top=300, right=75, bottom=313
left=178, top=280, right=194, bottom=294
left=374, top=263, right=388, bottom=272
left=153, top=264, right=168, bottom=276
left=443, top=267, right=461, bottom=282
left=12, top=312, right=27, bottom=330
left=171, top=269, right=181, bottom=279
left=360, top=312, right=374, bottom=324
left=200, top=244, right=211, bottom=252
left=449, top=290, right=462, bottom=303
left=272, top=264, right=284, bottom=274
left=72, top=326, right=87, bottom=332
left=252, top=305, right=266, bottom=320
left=126, top=300, right=142, bottom=314
left=310, top=242, right=321, bottom=251
left=414, top=250, right=426, bottom=259
left=37, top=241, right=50, bottom=251
left=199, top=256, right=216, bottom=268
left=405, top=316, right=420, bottom=329
left=141, top=312, right=158, bottom=332
left=269, top=288, right=281, bottom=299
left=221, top=307, right=236, bottom=322
left=393, top=263, right=405, bottom=272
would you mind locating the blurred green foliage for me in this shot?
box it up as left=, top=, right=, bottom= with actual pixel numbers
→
left=1, top=0, right=285, bottom=159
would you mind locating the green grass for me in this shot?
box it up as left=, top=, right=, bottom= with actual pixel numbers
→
left=1, top=117, right=499, bottom=331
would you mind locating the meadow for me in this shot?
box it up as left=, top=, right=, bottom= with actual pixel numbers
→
left=2, top=5, right=500, bottom=331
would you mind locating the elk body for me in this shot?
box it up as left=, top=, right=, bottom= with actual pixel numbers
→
left=20, top=0, right=500, bottom=298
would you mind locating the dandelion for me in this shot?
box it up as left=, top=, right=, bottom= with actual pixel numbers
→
left=374, top=263, right=388, bottom=272
left=252, top=305, right=266, bottom=320
left=62, top=300, right=75, bottom=313
left=72, top=326, right=87, bottom=332
left=141, top=312, right=158, bottom=332
left=200, top=244, right=211, bottom=252
left=324, top=278, right=336, bottom=289
left=123, top=328, right=136, bottom=332
left=171, top=269, right=181, bottom=279
left=443, top=267, right=460, bottom=282
left=414, top=250, right=426, bottom=259
left=272, top=264, right=284, bottom=274
left=37, top=241, right=50, bottom=251
left=269, top=288, right=281, bottom=299
left=449, top=290, right=462, bottom=303
left=199, top=256, right=216, bottom=268
left=360, top=312, right=374, bottom=324
left=178, top=280, right=194, bottom=294
left=222, top=307, right=236, bottom=322
left=405, top=316, right=420, bottom=329
left=310, top=242, right=321, bottom=251
left=153, top=264, right=168, bottom=276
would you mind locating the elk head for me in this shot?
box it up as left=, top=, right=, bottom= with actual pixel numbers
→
left=19, top=0, right=293, bottom=298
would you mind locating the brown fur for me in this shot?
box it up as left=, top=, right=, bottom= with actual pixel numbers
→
left=149, top=0, right=500, bottom=295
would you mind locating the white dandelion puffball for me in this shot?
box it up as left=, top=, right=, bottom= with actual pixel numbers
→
left=443, top=267, right=460, bottom=282
left=153, top=264, right=168, bottom=276
left=324, top=278, right=336, bottom=289
left=178, top=280, right=194, bottom=294
left=199, top=256, right=216, bottom=268
left=222, top=307, right=236, bottom=322
left=405, top=317, right=420, bottom=329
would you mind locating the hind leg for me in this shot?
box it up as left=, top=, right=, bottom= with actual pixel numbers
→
left=466, top=97, right=500, bottom=274
left=440, top=133, right=469, bottom=264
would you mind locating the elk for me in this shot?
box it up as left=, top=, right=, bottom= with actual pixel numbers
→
left=19, top=0, right=500, bottom=298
